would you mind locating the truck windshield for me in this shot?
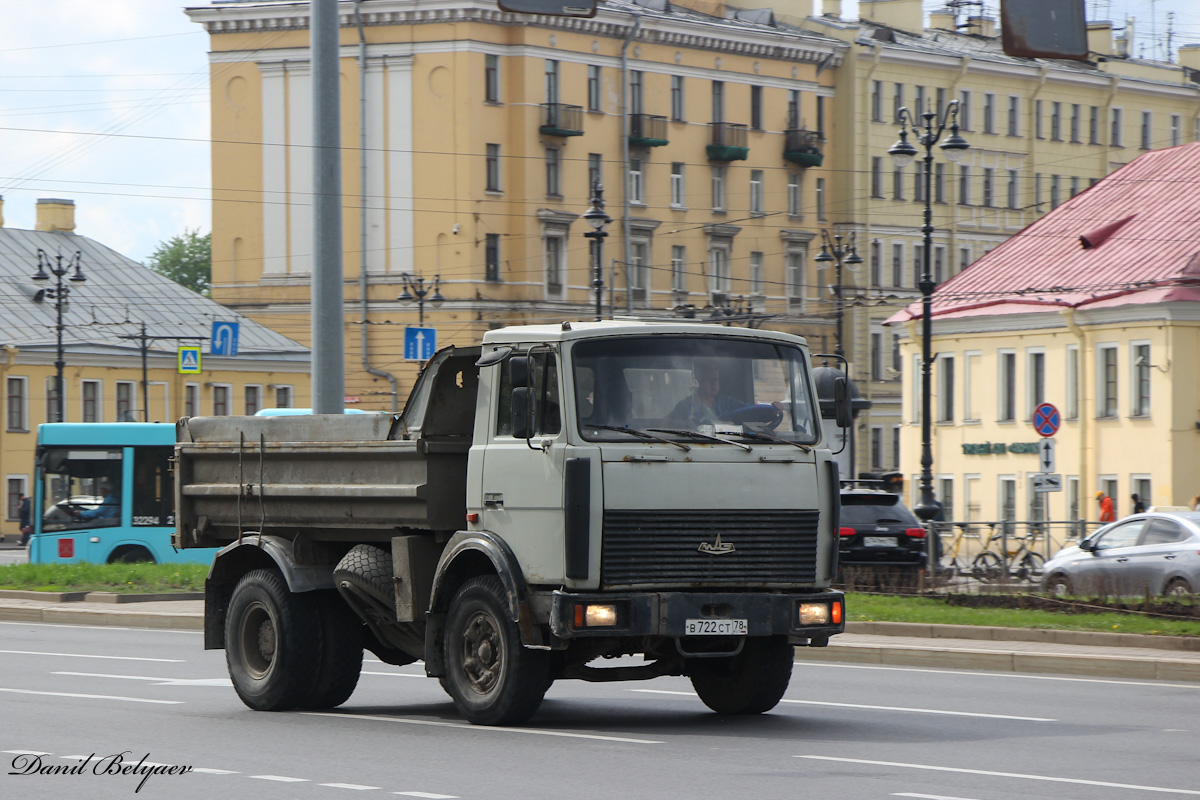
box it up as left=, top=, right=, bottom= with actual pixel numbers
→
left=572, top=336, right=819, bottom=445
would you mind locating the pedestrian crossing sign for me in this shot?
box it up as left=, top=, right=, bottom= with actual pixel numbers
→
left=178, top=346, right=202, bottom=374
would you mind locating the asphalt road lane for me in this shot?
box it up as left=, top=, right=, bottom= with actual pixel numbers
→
left=1, top=620, right=1196, bottom=800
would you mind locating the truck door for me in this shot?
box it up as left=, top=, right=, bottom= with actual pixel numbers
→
left=479, top=350, right=567, bottom=584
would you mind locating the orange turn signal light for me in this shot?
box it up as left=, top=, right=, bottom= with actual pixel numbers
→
left=832, top=600, right=843, bottom=625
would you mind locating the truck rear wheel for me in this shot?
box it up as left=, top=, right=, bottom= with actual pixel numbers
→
left=688, top=635, right=794, bottom=715
left=443, top=576, right=550, bottom=726
left=226, top=569, right=320, bottom=711
left=297, top=590, right=364, bottom=710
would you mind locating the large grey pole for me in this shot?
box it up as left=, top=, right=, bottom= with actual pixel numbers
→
left=311, top=0, right=345, bottom=414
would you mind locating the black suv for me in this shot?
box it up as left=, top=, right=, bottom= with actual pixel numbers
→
left=837, top=484, right=931, bottom=585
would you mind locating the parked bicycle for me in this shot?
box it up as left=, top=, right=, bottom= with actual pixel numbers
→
left=971, top=523, right=1045, bottom=582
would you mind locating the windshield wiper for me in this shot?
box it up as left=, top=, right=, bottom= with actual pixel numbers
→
left=733, top=430, right=812, bottom=451
left=645, top=428, right=753, bottom=452
left=585, top=424, right=691, bottom=451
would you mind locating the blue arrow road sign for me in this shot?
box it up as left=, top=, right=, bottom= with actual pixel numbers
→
left=211, top=321, right=240, bottom=356
left=404, top=326, right=437, bottom=361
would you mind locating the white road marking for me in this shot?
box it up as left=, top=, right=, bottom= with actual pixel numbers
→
left=795, top=662, right=1200, bottom=690
left=894, top=794, right=982, bottom=800
left=0, top=649, right=183, bottom=662
left=321, top=783, right=382, bottom=790
left=630, top=689, right=1053, bottom=721
left=3, top=750, right=51, bottom=755
left=392, top=793, right=459, bottom=799
left=192, top=768, right=239, bottom=775
left=53, top=671, right=229, bottom=686
left=797, top=756, right=1200, bottom=796
left=0, top=620, right=200, bottom=635
left=0, top=688, right=182, bottom=704
left=362, top=671, right=425, bottom=678
left=249, top=775, right=311, bottom=782
left=303, top=712, right=663, bottom=744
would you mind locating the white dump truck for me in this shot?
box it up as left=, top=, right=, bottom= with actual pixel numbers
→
left=175, top=321, right=849, bottom=725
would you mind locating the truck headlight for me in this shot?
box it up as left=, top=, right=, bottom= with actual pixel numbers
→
left=798, top=602, right=830, bottom=626
left=574, top=603, right=619, bottom=628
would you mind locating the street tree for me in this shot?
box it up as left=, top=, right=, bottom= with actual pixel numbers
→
left=145, top=229, right=212, bottom=297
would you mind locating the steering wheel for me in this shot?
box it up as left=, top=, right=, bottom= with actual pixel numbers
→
left=727, top=403, right=785, bottom=431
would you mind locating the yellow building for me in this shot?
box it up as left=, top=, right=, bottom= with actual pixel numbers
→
left=0, top=197, right=310, bottom=540
left=186, top=0, right=846, bottom=411
left=803, top=0, right=1200, bottom=478
left=888, top=143, right=1200, bottom=527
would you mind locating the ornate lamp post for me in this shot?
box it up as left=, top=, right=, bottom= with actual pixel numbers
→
left=397, top=272, right=444, bottom=325
left=31, top=249, right=86, bottom=424
left=887, top=101, right=969, bottom=521
left=581, top=180, right=612, bottom=321
left=812, top=230, right=864, bottom=358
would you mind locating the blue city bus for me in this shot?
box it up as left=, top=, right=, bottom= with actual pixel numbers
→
left=30, top=423, right=218, bottom=565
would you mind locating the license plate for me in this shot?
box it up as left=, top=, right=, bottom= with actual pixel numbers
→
left=864, top=536, right=896, bottom=547
left=685, top=619, right=748, bottom=636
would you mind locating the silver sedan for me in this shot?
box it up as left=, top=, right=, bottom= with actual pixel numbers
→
left=1041, top=511, right=1200, bottom=597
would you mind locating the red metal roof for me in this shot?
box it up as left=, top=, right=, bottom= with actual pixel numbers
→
left=887, top=143, right=1200, bottom=323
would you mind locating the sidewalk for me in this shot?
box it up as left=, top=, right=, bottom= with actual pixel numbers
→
left=1, top=595, right=1198, bottom=683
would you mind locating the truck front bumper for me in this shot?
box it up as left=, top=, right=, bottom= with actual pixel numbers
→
left=547, top=590, right=844, bottom=644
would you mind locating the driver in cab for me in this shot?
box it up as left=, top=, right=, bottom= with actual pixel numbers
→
left=669, top=363, right=743, bottom=426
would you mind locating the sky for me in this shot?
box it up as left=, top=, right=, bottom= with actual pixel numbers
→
left=2, top=1, right=1198, bottom=265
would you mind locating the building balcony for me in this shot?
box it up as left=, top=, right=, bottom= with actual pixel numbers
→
left=783, top=128, right=824, bottom=167
left=629, top=113, right=669, bottom=147
left=539, top=103, right=584, bottom=137
left=706, top=122, right=749, bottom=161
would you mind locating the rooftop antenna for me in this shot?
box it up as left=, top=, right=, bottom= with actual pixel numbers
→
left=1166, top=12, right=1175, bottom=64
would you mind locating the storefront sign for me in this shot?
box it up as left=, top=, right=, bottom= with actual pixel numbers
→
left=962, top=442, right=1040, bottom=455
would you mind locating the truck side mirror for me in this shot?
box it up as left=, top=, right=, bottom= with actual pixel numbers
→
left=510, top=356, right=531, bottom=389
left=511, top=387, right=531, bottom=439
left=833, top=377, right=852, bottom=428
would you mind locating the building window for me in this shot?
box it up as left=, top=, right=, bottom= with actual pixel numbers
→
left=892, top=165, right=905, bottom=201
left=871, top=157, right=884, bottom=198
left=1111, top=108, right=1123, bottom=147
left=959, top=246, right=971, bottom=271
left=749, top=169, right=764, bottom=214
left=116, top=381, right=135, bottom=422
left=787, top=174, right=801, bottom=217
left=871, top=80, right=883, bottom=121
left=1098, top=344, right=1118, bottom=417
left=891, top=243, right=904, bottom=287
left=484, top=54, right=499, bottom=103
left=816, top=95, right=826, bottom=138
left=671, top=245, right=687, bottom=293
left=7, top=377, right=27, bottom=432
left=1006, top=169, right=1019, bottom=209
left=983, top=92, right=995, bottom=133
left=938, top=477, right=955, bottom=522
left=959, top=90, right=972, bottom=130
left=1070, top=103, right=1081, bottom=142
left=891, top=425, right=901, bottom=469
left=750, top=85, right=763, bottom=130
left=1131, top=342, right=1151, bottom=416
left=184, top=383, right=199, bottom=417
left=1007, top=95, right=1019, bottom=136
left=6, top=476, right=27, bottom=522
left=913, top=161, right=925, bottom=202
left=933, top=246, right=946, bottom=284
left=1141, top=110, right=1152, bottom=149
left=711, top=166, right=726, bottom=210
left=870, top=426, right=884, bottom=471
left=274, top=385, right=292, bottom=409
left=1171, top=114, right=1182, bottom=146
left=588, top=153, right=602, bottom=191
left=958, top=165, right=971, bottom=205
left=816, top=178, right=826, bottom=220
left=81, top=380, right=100, bottom=423
left=1069, top=176, right=1080, bottom=198
left=936, top=87, right=947, bottom=117
left=628, top=241, right=649, bottom=304
left=670, top=75, right=684, bottom=121
left=45, top=377, right=61, bottom=424
left=1026, top=350, right=1045, bottom=420
left=870, top=240, right=883, bottom=286
left=934, top=162, right=946, bottom=203
left=544, top=236, right=564, bottom=295
left=749, top=251, right=764, bottom=296
left=913, top=244, right=924, bottom=287
left=914, top=85, right=926, bottom=117
left=787, top=89, right=801, bottom=128
left=982, top=167, right=995, bottom=207
left=485, top=233, right=501, bottom=282
left=629, top=70, right=643, bottom=116
left=245, top=385, right=261, bottom=416
left=587, top=65, right=601, bottom=112
left=871, top=332, right=884, bottom=381
left=786, top=251, right=806, bottom=302
left=1035, top=99, right=1043, bottom=138
left=629, top=158, right=644, bottom=205
left=212, top=385, right=230, bottom=417
left=963, top=350, right=980, bottom=420
left=711, top=80, right=724, bottom=122
left=670, top=163, right=685, bottom=208
left=710, top=245, right=731, bottom=294
left=893, top=82, right=904, bottom=122
left=998, top=350, right=1016, bottom=421
left=545, top=59, right=559, bottom=104
left=485, top=144, right=501, bottom=192
left=1089, top=105, right=1100, bottom=144
left=937, top=355, right=954, bottom=422
left=1050, top=175, right=1061, bottom=209
left=545, top=148, right=561, bottom=197
left=1065, top=344, right=1079, bottom=420
left=1050, top=101, right=1061, bottom=140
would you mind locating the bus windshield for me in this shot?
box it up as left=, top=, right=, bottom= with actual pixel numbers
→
left=39, top=448, right=124, bottom=531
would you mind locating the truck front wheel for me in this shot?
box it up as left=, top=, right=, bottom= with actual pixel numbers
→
left=688, top=635, right=794, bottom=715
left=226, top=569, right=320, bottom=711
left=442, top=576, right=550, bottom=726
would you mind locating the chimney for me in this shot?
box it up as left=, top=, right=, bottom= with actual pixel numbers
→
left=1088, top=21, right=1115, bottom=56
left=35, top=198, right=75, bottom=233
left=1115, top=17, right=1135, bottom=58
left=821, top=0, right=841, bottom=19
left=858, top=0, right=923, bottom=33
left=964, top=15, right=996, bottom=37
left=929, top=7, right=956, bottom=31
left=1179, top=44, right=1200, bottom=72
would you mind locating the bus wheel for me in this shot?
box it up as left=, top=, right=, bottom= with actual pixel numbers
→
left=108, top=546, right=154, bottom=564
left=226, top=569, right=320, bottom=711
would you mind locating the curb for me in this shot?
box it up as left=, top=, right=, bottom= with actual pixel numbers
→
left=846, top=620, right=1200, bottom=653
left=0, top=590, right=203, bottom=603
left=0, top=604, right=202, bottom=630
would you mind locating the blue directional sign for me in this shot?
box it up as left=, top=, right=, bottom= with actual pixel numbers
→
left=211, top=321, right=240, bottom=356
left=404, top=326, right=437, bottom=361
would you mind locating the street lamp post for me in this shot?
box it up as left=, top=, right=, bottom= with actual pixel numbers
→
left=31, top=249, right=86, bottom=424
left=812, top=230, right=864, bottom=358
left=887, top=101, right=969, bottom=522
left=397, top=272, right=444, bottom=325
left=582, top=180, right=612, bottom=321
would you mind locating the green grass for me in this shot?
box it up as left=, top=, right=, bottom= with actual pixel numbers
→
left=0, top=562, right=207, bottom=594
left=846, top=593, right=1200, bottom=637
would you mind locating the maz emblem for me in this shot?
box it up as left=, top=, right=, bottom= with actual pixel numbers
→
left=698, top=534, right=735, bottom=555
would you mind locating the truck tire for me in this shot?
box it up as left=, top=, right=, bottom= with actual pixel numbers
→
left=688, top=636, right=794, bottom=715
left=442, top=575, right=550, bottom=726
left=226, top=569, right=321, bottom=711
left=297, top=590, right=364, bottom=710
left=333, top=544, right=394, bottom=606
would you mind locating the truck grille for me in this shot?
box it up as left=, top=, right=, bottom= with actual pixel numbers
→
left=601, top=510, right=820, bottom=588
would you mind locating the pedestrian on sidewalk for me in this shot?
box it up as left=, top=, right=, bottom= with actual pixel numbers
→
left=1096, top=490, right=1116, bottom=523
left=18, top=494, right=31, bottom=546
left=1192, top=494, right=1200, bottom=512
left=1131, top=493, right=1146, bottom=514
